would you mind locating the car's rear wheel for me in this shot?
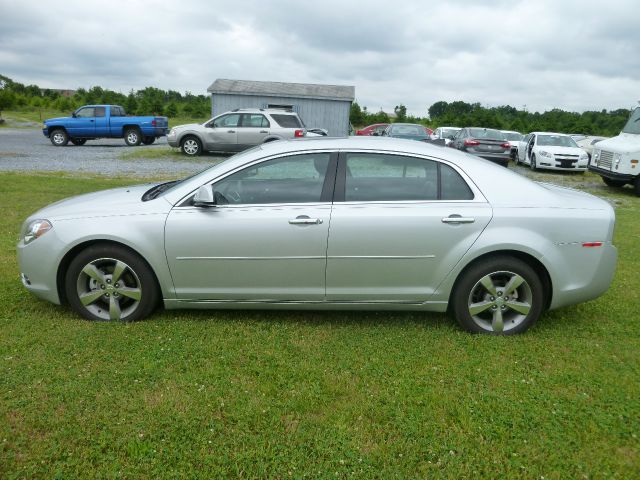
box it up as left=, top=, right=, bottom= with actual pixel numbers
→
left=181, top=136, right=202, bottom=156
left=602, top=177, right=627, bottom=188
left=124, top=128, right=142, bottom=146
left=530, top=153, right=537, bottom=171
left=451, top=256, right=544, bottom=335
left=142, top=136, right=155, bottom=145
left=70, top=138, right=87, bottom=146
left=64, top=244, right=159, bottom=322
left=50, top=129, right=69, bottom=146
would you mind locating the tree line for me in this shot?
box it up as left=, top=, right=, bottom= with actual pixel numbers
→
left=0, top=74, right=632, bottom=136
left=0, top=74, right=210, bottom=118
left=351, top=100, right=631, bottom=136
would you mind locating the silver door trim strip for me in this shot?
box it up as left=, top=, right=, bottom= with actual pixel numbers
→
left=176, top=256, right=325, bottom=261
left=327, top=255, right=435, bottom=259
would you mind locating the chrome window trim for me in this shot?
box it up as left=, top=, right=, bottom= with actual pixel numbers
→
left=173, top=148, right=487, bottom=208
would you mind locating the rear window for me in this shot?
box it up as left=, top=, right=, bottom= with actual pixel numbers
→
left=270, top=114, right=302, bottom=128
left=95, top=107, right=105, bottom=117
left=468, top=128, right=504, bottom=140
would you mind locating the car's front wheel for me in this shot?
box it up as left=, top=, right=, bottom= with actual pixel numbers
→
left=602, top=177, right=627, bottom=188
left=64, top=244, right=159, bottom=322
left=451, top=256, right=544, bottom=335
left=50, top=129, right=69, bottom=146
left=530, top=153, right=537, bottom=171
left=181, top=136, right=202, bottom=156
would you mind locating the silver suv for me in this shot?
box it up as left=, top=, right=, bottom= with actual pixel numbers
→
left=167, top=108, right=307, bottom=156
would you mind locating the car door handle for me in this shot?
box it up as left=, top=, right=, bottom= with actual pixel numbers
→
left=227, top=130, right=235, bottom=133
left=289, top=216, right=323, bottom=225
left=442, top=215, right=475, bottom=224
left=259, top=130, right=268, bottom=133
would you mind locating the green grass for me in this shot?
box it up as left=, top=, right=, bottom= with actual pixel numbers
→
left=0, top=172, right=639, bottom=478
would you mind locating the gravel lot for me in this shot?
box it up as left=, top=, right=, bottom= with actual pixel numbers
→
left=0, top=128, right=226, bottom=177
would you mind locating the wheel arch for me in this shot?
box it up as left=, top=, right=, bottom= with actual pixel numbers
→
left=447, top=249, right=553, bottom=312
left=262, top=135, right=283, bottom=143
left=122, top=124, right=142, bottom=133
left=56, top=239, right=162, bottom=305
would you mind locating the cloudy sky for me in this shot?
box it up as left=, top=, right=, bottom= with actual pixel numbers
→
left=1, top=0, right=639, bottom=116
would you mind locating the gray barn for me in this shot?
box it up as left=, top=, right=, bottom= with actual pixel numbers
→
left=207, top=79, right=355, bottom=136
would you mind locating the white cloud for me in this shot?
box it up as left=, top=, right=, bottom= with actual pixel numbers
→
left=0, top=0, right=638, bottom=115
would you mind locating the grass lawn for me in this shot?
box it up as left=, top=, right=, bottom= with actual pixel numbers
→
left=0, top=171, right=639, bottom=478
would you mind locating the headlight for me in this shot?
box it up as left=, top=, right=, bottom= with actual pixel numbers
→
left=539, top=150, right=552, bottom=158
left=169, top=128, right=176, bottom=135
left=24, top=219, right=52, bottom=245
left=614, top=153, right=622, bottom=164
left=579, top=153, right=588, bottom=161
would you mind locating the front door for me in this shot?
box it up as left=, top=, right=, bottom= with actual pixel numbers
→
left=202, top=113, right=240, bottom=151
left=165, top=152, right=337, bottom=301
left=67, top=106, right=96, bottom=137
left=325, top=152, right=492, bottom=302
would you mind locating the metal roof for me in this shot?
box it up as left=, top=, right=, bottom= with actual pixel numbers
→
left=207, top=79, right=355, bottom=102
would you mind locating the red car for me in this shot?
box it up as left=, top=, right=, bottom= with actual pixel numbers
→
left=355, top=123, right=388, bottom=136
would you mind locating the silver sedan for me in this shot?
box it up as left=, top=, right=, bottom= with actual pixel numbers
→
left=17, top=137, right=617, bottom=334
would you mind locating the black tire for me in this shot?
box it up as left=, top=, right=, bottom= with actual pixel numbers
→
left=64, top=244, right=160, bottom=322
left=50, top=129, right=69, bottom=146
left=180, top=136, right=202, bottom=156
left=142, top=136, right=155, bottom=145
left=634, top=177, right=640, bottom=197
left=530, top=153, right=537, bottom=171
left=602, top=177, right=627, bottom=188
left=451, top=256, right=544, bottom=335
left=124, top=128, right=142, bottom=146
left=70, top=138, right=87, bottom=146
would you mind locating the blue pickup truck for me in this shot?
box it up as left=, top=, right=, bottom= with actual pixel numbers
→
left=43, top=105, right=169, bottom=146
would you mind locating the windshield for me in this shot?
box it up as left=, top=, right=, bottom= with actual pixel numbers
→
left=502, top=132, right=523, bottom=141
left=468, top=128, right=504, bottom=140
left=622, top=107, right=640, bottom=134
left=537, top=135, right=578, bottom=147
left=441, top=128, right=460, bottom=137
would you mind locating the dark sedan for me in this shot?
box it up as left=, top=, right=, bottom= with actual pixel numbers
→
left=450, top=128, right=511, bottom=167
left=381, top=123, right=430, bottom=141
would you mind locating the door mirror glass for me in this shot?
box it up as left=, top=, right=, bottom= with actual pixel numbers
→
left=193, top=185, right=215, bottom=207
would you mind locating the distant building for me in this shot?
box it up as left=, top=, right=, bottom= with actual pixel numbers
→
left=207, top=79, right=355, bottom=136
left=49, top=89, right=76, bottom=97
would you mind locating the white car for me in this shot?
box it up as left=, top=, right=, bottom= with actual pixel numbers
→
left=576, top=136, right=608, bottom=159
left=501, top=130, right=524, bottom=160
left=516, top=132, right=589, bottom=171
left=430, top=127, right=461, bottom=145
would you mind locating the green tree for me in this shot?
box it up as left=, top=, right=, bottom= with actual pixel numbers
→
left=394, top=104, right=407, bottom=122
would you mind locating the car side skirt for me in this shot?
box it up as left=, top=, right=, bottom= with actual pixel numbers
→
left=163, top=298, right=449, bottom=312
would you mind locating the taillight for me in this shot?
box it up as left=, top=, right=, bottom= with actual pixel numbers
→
left=582, top=242, right=603, bottom=247
left=464, top=139, right=480, bottom=146
left=151, top=120, right=156, bottom=126
left=295, top=129, right=304, bottom=138
left=501, top=142, right=511, bottom=149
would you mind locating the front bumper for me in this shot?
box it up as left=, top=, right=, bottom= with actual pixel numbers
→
left=167, top=130, right=179, bottom=147
left=17, top=229, right=66, bottom=305
left=42, top=127, right=49, bottom=137
left=588, top=165, right=636, bottom=182
left=536, top=156, right=588, bottom=171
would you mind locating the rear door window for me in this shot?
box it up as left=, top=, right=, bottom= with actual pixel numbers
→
left=95, top=107, right=106, bottom=117
left=270, top=114, right=302, bottom=128
left=241, top=114, right=270, bottom=128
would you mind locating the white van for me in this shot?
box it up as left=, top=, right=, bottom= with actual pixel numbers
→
left=589, top=106, right=640, bottom=195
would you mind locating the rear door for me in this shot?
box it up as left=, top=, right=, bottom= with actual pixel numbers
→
left=202, top=113, right=240, bottom=151
left=325, top=151, right=492, bottom=302
left=236, top=113, right=271, bottom=148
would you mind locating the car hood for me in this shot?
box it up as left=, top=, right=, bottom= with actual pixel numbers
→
left=28, top=183, right=172, bottom=222
left=594, top=133, right=640, bottom=154
left=172, top=123, right=202, bottom=131
left=45, top=117, right=70, bottom=123
left=537, top=146, right=584, bottom=155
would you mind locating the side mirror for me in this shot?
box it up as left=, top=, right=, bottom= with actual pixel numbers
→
left=71, top=112, right=77, bottom=118
left=193, top=185, right=215, bottom=207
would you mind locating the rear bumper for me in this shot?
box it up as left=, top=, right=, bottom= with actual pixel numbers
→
left=141, top=127, right=168, bottom=137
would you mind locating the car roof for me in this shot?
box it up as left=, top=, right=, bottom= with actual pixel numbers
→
left=529, top=131, right=571, bottom=136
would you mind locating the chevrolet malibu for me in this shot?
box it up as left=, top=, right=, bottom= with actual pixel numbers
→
left=17, top=137, right=617, bottom=334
